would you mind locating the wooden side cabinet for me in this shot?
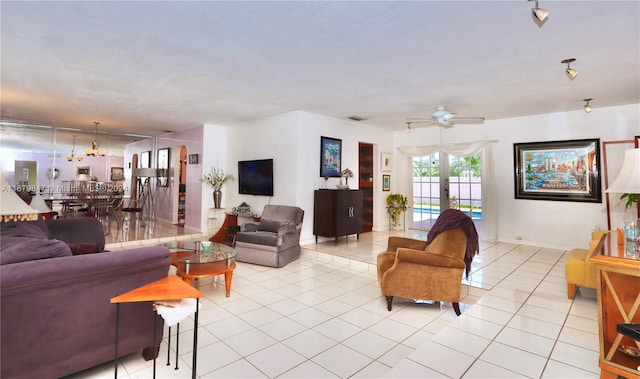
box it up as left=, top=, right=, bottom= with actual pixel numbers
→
left=313, top=189, right=363, bottom=243
left=592, top=232, right=640, bottom=379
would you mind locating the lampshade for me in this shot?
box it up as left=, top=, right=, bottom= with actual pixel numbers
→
left=30, top=193, right=52, bottom=213
left=606, top=148, right=640, bottom=194
left=0, top=178, right=39, bottom=222
left=134, top=168, right=157, bottom=178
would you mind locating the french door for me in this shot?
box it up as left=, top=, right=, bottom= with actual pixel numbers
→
left=412, top=152, right=482, bottom=230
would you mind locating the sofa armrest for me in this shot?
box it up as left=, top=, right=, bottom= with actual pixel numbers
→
left=395, top=248, right=466, bottom=269
left=45, top=218, right=106, bottom=252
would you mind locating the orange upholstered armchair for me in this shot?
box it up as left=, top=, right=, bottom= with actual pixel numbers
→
left=565, top=230, right=609, bottom=299
left=377, top=209, right=479, bottom=316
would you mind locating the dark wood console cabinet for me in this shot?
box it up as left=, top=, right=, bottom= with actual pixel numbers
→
left=314, top=189, right=363, bottom=243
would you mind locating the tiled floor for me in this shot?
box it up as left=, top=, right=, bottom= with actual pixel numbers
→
left=66, top=226, right=600, bottom=379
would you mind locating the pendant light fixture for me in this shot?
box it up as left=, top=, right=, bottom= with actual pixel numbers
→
left=561, top=58, right=578, bottom=80
left=530, top=0, right=549, bottom=27
left=84, top=121, right=107, bottom=157
left=583, top=98, right=593, bottom=113
left=406, top=122, right=411, bottom=133
left=66, top=135, right=84, bottom=162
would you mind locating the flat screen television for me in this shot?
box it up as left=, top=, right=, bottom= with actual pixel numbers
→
left=238, top=158, right=274, bottom=196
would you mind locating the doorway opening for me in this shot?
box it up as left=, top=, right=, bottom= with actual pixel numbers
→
left=412, top=152, right=482, bottom=230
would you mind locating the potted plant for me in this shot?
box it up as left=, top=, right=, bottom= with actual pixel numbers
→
left=620, top=193, right=640, bottom=214
left=202, top=165, right=234, bottom=208
left=386, top=193, right=408, bottom=228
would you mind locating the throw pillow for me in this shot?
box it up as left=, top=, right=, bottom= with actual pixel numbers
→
left=258, top=218, right=285, bottom=233
left=0, top=219, right=50, bottom=239
left=67, top=242, right=99, bottom=255
left=0, top=237, right=72, bottom=265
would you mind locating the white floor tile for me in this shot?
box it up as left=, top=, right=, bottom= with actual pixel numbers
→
left=462, top=359, right=524, bottom=378
left=479, top=342, right=548, bottom=378
left=541, top=359, right=599, bottom=378
left=245, top=343, right=307, bottom=378
left=409, top=340, right=476, bottom=378
left=311, top=344, right=373, bottom=378
left=549, top=341, right=600, bottom=374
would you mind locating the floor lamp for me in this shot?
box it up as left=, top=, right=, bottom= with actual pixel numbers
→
left=133, top=168, right=157, bottom=226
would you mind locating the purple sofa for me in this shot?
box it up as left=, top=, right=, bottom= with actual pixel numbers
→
left=0, top=218, right=171, bottom=379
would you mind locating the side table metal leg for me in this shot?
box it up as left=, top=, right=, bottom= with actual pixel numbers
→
left=166, top=326, right=171, bottom=366
left=114, top=304, right=120, bottom=378
left=174, top=323, right=180, bottom=370
left=152, top=313, right=157, bottom=379
left=192, top=298, right=199, bottom=379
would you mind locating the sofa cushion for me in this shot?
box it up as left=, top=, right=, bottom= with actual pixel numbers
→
left=258, top=218, right=288, bottom=233
left=67, top=242, right=100, bottom=255
left=0, top=237, right=72, bottom=265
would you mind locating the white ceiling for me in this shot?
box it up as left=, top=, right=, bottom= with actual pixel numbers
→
left=1, top=1, right=639, bottom=140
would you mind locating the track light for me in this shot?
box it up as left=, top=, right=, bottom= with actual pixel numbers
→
left=583, top=98, right=593, bottom=113
left=561, top=58, right=578, bottom=80
left=530, top=0, right=549, bottom=27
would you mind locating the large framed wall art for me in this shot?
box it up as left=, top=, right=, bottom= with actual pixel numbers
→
left=514, top=138, right=602, bottom=203
left=320, top=136, right=342, bottom=178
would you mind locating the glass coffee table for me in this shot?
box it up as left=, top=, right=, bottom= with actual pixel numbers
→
left=161, top=241, right=237, bottom=297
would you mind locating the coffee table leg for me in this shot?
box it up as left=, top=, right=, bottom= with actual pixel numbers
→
left=224, top=270, right=233, bottom=297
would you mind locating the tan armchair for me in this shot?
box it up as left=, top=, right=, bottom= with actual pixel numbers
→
left=377, top=209, right=479, bottom=316
left=565, top=230, right=610, bottom=299
left=378, top=230, right=468, bottom=315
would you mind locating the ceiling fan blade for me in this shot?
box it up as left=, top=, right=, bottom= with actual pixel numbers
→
left=447, top=116, right=485, bottom=124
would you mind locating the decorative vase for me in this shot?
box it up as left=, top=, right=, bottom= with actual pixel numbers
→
left=213, top=189, right=222, bottom=209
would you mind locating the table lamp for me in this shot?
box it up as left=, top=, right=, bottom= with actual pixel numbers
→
left=607, top=148, right=640, bottom=213
left=1, top=177, right=39, bottom=223
left=606, top=148, right=640, bottom=255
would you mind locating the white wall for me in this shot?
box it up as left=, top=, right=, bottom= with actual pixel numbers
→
left=225, top=111, right=394, bottom=244
left=393, top=103, right=640, bottom=249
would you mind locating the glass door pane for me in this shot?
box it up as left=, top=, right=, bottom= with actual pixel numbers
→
left=412, top=152, right=482, bottom=230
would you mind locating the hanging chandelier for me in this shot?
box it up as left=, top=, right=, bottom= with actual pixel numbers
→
left=84, top=121, right=107, bottom=157
left=66, top=135, right=84, bottom=161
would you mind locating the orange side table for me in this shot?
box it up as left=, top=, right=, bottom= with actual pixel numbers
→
left=111, top=276, right=203, bottom=379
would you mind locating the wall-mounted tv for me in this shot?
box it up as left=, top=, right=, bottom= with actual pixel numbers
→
left=238, top=158, right=274, bottom=196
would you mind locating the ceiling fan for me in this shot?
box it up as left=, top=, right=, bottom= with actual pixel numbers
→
left=406, top=106, right=485, bottom=131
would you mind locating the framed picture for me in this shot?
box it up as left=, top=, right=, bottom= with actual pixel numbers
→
left=110, top=167, right=124, bottom=181
left=188, top=154, right=199, bottom=164
left=381, top=152, right=392, bottom=172
left=320, top=136, right=342, bottom=177
left=514, top=138, right=602, bottom=203
left=157, top=148, right=170, bottom=187
left=77, top=166, right=91, bottom=180
left=383, top=174, right=390, bottom=191
left=140, top=151, right=151, bottom=168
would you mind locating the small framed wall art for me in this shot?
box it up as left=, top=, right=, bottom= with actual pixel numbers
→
left=110, top=167, right=124, bottom=181
left=381, top=152, right=392, bottom=172
left=188, top=154, right=199, bottom=164
left=382, top=174, right=390, bottom=191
